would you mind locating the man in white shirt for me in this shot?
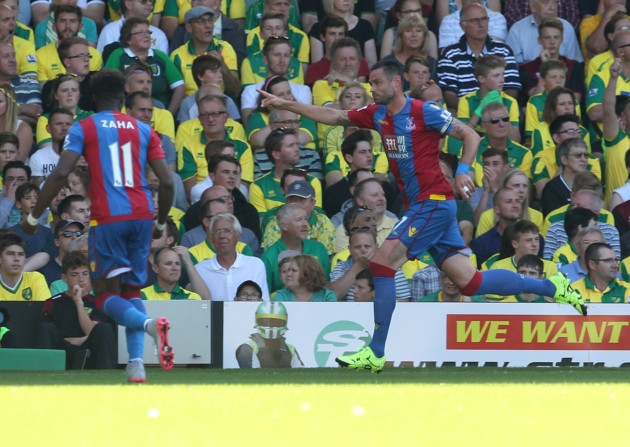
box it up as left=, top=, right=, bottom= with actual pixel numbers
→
left=505, top=0, right=583, bottom=64
left=194, top=213, right=269, bottom=301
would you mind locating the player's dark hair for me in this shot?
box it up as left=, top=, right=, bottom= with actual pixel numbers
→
left=3, top=160, right=31, bottom=180
left=91, top=69, right=126, bottom=106
left=564, top=207, right=598, bottom=240
left=370, top=60, right=402, bottom=79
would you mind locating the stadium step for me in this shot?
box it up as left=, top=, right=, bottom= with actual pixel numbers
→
left=0, top=349, right=65, bottom=371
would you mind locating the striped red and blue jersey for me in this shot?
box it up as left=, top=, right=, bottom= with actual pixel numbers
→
left=63, top=110, right=165, bottom=225
left=347, top=98, right=455, bottom=207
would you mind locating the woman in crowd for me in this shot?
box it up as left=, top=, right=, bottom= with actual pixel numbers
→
left=0, top=85, right=32, bottom=162
left=274, top=255, right=337, bottom=302
left=381, top=13, right=435, bottom=91
left=529, top=87, right=589, bottom=155
left=476, top=169, right=544, bottom=237
left=36, top=74, right=92, bottom=148
left=322, top=82, right=381, bottom=156
left=105, top=18, right=185, bottom=115
left=381, top=0, right=437, bottom=65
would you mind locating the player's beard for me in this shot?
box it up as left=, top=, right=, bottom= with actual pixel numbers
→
left=373, top=86, right=395, bottom=105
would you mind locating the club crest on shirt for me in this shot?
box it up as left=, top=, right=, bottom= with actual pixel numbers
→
left=22, top=287, right=32, bottom=301
left=383, top=135, right=409, bottom=159
left=405, top=117, right=416, bottom=131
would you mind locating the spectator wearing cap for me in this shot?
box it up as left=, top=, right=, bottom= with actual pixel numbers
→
left=39, top=219, right=85, bottom=286
left=194, top=213, right=270, bottom=301
left=169, top=0, right=246, bottom=65
left=261, top=203, right=330, bottom=294
left=249, top=127, right=322, bottom=216
left=234, top=280, right=264, bottom=301
left=261, top=179, right=335, bottom=254
left=170, top=6, right=240, bottom=98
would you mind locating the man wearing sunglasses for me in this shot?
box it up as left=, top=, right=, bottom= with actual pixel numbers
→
left=39, top=219, right=84, bottom=286
left=469, top=102, right=533, bottom=188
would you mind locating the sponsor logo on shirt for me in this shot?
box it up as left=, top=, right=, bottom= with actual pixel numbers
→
left=383, top=135, right=409, bottom=159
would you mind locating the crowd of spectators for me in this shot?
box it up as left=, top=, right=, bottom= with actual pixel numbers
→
left=2, top=0, right=630, bottom=359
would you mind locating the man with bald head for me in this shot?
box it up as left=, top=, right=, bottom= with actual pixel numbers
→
left=437, top=1, right=521, bottom=112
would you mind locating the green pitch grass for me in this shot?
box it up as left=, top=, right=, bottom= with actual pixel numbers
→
left=1, top=367, right=627, bottom=446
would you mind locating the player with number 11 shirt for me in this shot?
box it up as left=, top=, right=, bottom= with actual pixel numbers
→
left=22, top=70, right=176, bottom=383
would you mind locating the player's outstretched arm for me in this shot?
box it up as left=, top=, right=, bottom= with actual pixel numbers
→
left=256, top=90, right=354, bottom=126
left=448, top=118, right=480, bottom=200
left=22, top=150, right=80, bottom=234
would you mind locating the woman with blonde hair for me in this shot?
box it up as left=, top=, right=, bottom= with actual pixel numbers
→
left=322, top=82, right=382, bottom=156
left=476, top=168, right=544, bottom=237
left=381, top=13, right=436, bottom=90
left=0, top=85, right=33, bottom=162
left=274, top=255, right=337, bottom=302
